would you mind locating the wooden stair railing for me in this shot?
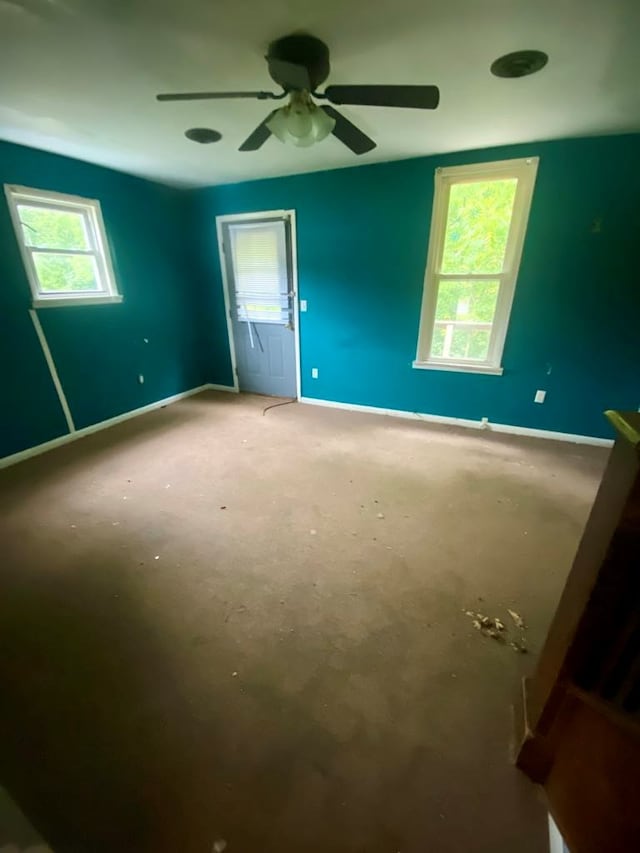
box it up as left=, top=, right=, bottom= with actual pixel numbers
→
left=516, top=411, right=640, bottom=853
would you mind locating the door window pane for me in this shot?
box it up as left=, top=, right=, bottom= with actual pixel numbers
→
left=230, top=221, right=289, bottom=324
left=440, top=179, right=517, bottom=274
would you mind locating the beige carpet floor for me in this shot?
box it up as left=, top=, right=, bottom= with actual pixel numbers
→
left=0, top=391, right=608, bottom=853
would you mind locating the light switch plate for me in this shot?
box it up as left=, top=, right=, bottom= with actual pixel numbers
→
left=300, top=299, right=308, bottom=312
left=311, top=367, right=318, bottom=379
left=534, top=389, right=546, bottom=404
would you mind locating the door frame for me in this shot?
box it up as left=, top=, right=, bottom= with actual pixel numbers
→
left=215, top=209, right=301, bottom=399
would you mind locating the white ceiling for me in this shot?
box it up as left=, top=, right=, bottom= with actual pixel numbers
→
left=1, top=0, right=639, bottom=187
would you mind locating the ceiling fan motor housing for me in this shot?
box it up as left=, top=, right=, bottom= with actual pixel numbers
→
left=267, top=34, right=331, bottom=91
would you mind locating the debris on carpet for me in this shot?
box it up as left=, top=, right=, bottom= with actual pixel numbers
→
left=507, top=609, right=525, bottom=629
left=463, top=607, right=528, bottom=653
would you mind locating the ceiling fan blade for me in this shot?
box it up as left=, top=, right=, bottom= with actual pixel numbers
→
left=324, top=85, right=440, bottom=110
left=157, top=91, right=281, bottom=102
left=267, top=58, right=311, bottom=91
left=322, top=106, right=376, bottom=155
left=239, top=110, right=278, bottom=152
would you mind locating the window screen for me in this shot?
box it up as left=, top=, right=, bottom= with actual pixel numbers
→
left=229, top=220, right=289, bottom=324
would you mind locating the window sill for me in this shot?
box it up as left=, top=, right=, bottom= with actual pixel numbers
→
left=33, top=294, right=123, bottom=308
left=412, top=360, right=504, bottom=376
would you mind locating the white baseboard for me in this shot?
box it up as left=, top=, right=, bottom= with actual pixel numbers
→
left=484, top=420, right=612, bottom=446
left=298, top=396, right=613, bottom=448
left=1, top=384, right=611, bottom=471
left=207, top=383, right=239, bottom=393
left=0, top=383, right=237, bottom=470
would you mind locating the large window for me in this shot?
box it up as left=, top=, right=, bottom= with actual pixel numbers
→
left=414, top=157, right=538, bottom=375
left=5, top=185, right=121, bottom=307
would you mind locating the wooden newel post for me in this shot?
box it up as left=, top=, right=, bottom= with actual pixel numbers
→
left=515, top=411, right=640, bottom=852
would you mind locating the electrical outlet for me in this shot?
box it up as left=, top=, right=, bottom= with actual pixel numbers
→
left=311, top=367, right=319, bottom=379
left=300, top=299, right=308, bottom=312
left=534, top=389, right=546, bottom=404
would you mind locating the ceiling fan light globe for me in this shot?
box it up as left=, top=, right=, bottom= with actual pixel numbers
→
left=287, top=108, right=313, bottom=140
left=290, top=134, right=316, bottom=147
left=311, top=105, right=335, bottom=142
left=265, top=108, right=289, bottom=142
left=265, top=97, right=335, bottom=148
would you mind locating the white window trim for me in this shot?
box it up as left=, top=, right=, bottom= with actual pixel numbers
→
left=4, top=184, right=122, bottom=308
left=414, top=156, right=539, bottom=375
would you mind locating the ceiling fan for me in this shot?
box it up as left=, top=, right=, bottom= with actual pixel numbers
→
left=156, top=33, right=440, bottom=155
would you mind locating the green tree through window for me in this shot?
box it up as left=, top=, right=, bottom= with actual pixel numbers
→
left=18, top=205, right=97, bottom=292
left=416, top=157, right=538, bottom=371
left=431, top=178, right=517, bottom=361
left=441, top=179, right=517, bottom=275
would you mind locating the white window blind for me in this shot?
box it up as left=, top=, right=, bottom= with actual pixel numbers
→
left=229, top=220, right=289, bottom=324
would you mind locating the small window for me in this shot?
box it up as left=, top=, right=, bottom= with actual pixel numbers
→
left=228, top=220, right=289, bottom=324
left=4, top=185, right=121, bottom=307
left=414, top=158, right=538, bottom=375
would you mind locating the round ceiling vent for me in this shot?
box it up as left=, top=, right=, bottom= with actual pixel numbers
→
left=490, top=50, right=549, bottom=78
left=185, top=128, right=222, bottom=144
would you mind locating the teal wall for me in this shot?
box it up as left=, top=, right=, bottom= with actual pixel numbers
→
left=0, top=141, right=208, bottom=458
left=196, top=134, right=640, bottom=439
left=2, top=133, right=639, bottom=459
